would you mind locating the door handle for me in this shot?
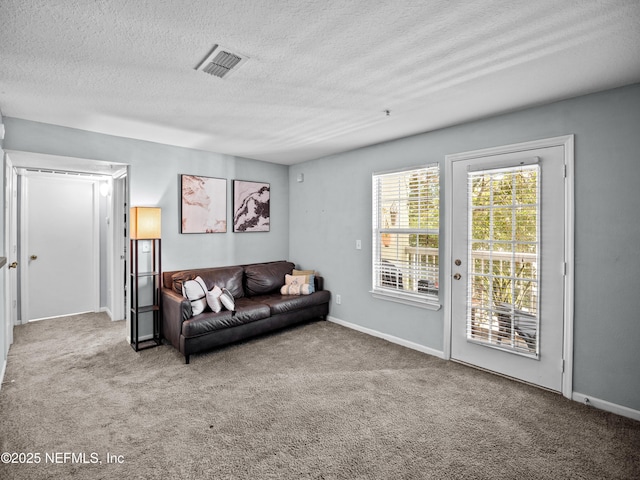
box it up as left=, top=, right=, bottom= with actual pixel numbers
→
left=453, top=273, right=462, bottom=280
left=30, top=255, right=38, bottom=260
left=9, top=261, right=18, bottom=269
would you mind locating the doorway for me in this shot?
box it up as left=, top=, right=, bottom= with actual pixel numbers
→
left=5, top=150, right=128, bottom=325
left=445, top=136, right=574, bottom=396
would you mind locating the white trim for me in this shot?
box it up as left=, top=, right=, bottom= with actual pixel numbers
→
left=109, top=174, right=127, bottom=322
left=562, top=135, right=575, bottom=399
left=573, top=392, right=640, bottom=422
left=327, top=315, right=445, bottom=359
left=27, top=311, right=92, bottom=322
left=372, top=162, right=439, bottom=177
left=19, top=172, right=29, bottom=322
left=443, top=135, right=575, bottom=399
left=4, top=153, right=16, bottom=356
left=371, top=290, right=441, bottom=310
left=445, top=135, right=575, bottom=161
left=0, top=359, right=6, bottom=392
left=92, top=181, right=101, bottom=314
left=443, top=157, right=454, bottom=360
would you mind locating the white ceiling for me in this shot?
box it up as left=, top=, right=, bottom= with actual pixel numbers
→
left=1, top=0, right=639, bottom=165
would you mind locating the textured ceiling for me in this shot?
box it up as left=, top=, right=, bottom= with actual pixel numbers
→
left=1, top=0, right=639, bottom=165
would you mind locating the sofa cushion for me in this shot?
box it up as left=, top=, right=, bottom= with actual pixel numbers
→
left=244, top=261, right=294, bottom=296
left=171, top=266, right=245, bottom=299
left=181, top=298, right=271, bottom=338
left=253, top=290, right=331, bottom=315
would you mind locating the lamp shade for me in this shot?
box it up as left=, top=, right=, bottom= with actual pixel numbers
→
left=130, top=207, right=161, bottom=239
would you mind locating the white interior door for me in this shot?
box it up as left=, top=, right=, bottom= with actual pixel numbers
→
left=449, top=140, right=570, bottom=392
left=21, top=173, right=98, bottom=321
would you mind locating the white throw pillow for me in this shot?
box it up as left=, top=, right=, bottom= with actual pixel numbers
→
left=219, top=288, right=235, bottom=312
left=206, top=286, right=223, bottom=313
left=182, top=276, right=208, bottom=316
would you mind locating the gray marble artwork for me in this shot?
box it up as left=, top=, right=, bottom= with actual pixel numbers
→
left=233, top=180, right=270, bottom=232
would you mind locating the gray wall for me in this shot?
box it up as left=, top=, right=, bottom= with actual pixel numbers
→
left=2, top=85, right=639, bottom=413
left=3, top=119, right=291, bottom=271
left=289, top=84, right=640, bottom=412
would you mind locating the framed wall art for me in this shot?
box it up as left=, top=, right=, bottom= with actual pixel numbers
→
left=181, top=174, right=227, bottom=233
left=233, top=180, right=270, bottom=232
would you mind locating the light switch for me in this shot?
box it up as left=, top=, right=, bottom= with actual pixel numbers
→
left=356, top=240, right=362, bottom=250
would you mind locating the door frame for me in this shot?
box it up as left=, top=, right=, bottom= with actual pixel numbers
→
left=4, top=154, right=17, bottom=354
left=19, top=170, right=101, bottom=322
left=109, top=172, right=128, bottom=321
left=443, top=135, right=575, bottom=398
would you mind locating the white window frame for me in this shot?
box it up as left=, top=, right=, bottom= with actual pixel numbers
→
left=371, top=164, right=441, bottom=310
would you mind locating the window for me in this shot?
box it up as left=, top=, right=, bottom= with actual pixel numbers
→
left=372, top=164, right=440, bottom=308
left=467, top=164, right=540, bottom=356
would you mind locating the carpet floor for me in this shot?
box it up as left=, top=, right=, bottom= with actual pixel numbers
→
left=0, top=313, right=638, bottom=479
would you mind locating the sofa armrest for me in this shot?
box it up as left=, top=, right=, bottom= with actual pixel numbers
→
left=161, top=287, right=192, bottom=349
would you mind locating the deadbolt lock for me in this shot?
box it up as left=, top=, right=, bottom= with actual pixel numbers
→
left=455, top=259, right=462, bottom=266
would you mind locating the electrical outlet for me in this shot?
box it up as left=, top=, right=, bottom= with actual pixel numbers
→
left=142, top=241, right=151, bottom=253
left=356, top=239, right=362, bottom=250
left=336, top=294, right=341, bottom=305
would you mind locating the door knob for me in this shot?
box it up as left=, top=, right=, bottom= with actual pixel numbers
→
left=30, top=255, right=38, bottom=260
left=453, top=273, right=462, bottom=280
left=9, top=261, right=18, bottom=269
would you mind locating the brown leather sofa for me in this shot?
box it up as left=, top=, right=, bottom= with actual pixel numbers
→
left=161, top=261, right=331, bottom=363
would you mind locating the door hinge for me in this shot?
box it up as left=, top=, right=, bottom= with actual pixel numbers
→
left=562, top=262, right=567, bottom=276
left=561, top=359, right=565, bottom=373
left=563, top=164, right=567, bottom=178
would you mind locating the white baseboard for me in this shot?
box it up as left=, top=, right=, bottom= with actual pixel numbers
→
left=327, top=316, right=445, bottom=359
left=573, top=392, right=640, bottom=422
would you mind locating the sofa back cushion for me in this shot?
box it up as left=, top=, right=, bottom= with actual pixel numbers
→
left=244, top=261, right=294, bottom=296
left=171, top=266, right=245, bottom=299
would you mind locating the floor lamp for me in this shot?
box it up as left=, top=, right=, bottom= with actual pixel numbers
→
left=130, top=207, right=162, bottom=351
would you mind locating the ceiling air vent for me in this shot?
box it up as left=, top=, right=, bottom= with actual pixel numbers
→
left=195, top=45, right=249, bottom=79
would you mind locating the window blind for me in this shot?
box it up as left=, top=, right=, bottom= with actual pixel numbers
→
left=372, top=164, right=440, bottom=300
left=466, top=164, right=540, bottom=357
